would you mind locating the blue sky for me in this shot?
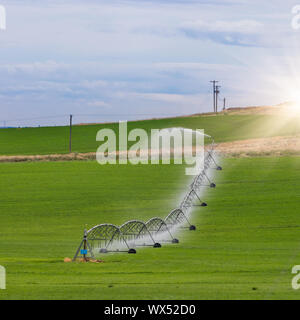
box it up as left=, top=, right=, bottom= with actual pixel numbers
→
left=0, top=0, right=299, bottom=126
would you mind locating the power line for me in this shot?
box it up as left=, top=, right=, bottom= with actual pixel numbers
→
left=1, top=98, right=221, bottom=126
left=71, top=113, right=185, bottom=117
left=216, top=85, right=221, bottom=113
left=0, top=112, right=187, bottom=124
left=0, top=114, right=70, bottom=124
left=69, top=114, right=73, bottom=153
left=210, top=80, right=218, bottom=113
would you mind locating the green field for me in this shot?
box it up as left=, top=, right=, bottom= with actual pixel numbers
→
left=1, top=114, right=300, bottom=155
left=0, top=156, right=300, bottom=299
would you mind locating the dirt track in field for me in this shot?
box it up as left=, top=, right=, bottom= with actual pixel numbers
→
left=0, top=135, right=300, bottom=163
left=0, top=152, right=97, bottom=163
left=216, top=135, right=300, bottom=157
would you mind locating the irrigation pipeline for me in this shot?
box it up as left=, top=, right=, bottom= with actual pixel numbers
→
left=73, top=131, right=222, bottom=261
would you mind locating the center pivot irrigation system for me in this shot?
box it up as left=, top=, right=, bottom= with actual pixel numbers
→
left=73, top=131, right=222, bottom=261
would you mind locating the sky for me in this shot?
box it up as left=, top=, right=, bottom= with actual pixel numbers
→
left=0, top=0, right=300, bottom=126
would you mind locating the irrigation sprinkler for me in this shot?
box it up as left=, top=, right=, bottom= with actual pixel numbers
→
left=165, top=208, right=196, bottom=231
left=206, top=152, right=222, bottom=171
left=204, top=175, right=216, bottom=187
left=191, top=170, right=216, bottom=190
left=73, top=229, right=95, bottom=261
left=119, top=220, right=161, bottom=248
left=181, top=189, right=207, bottom=212
left=202, top=170, right=216, bottom=188
left=72, top=130, right=223, bottom=260
left=146, top=217, right=179, bottom=244
left=73, top=224, right=136, bottom=261
left=174, top=128, right=221, bottom=171
left=203, top=134, right=222, bottom=171
left=205, top=147, right=222, bottom=171
left=87, top=223, right=137, bottom=254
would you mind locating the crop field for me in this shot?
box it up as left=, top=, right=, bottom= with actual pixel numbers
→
left=0, top=156, right=299, bottom=299
left=2, top=0, right=300, bottom=304
left=1, top=113, right=300, bottom=155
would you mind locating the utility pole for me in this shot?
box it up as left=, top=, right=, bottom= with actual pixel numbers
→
left=69, top=114, right=73, bottom=153
left=223, top=98, right=226, bottom=111
left=215, top=85, right=221, bottom=113
left=210, top=80, right=218, bottom=113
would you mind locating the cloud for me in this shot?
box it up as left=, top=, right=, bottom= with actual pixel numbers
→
left=0, top=0, right=297, bottom=126
left=154, top=62, right=243, bottom=72
left=181, top=19, right=263, bottom=34
left=0, top=61, right=69, bottom=75
left=180, top=19, right=264, bottom=46
left=124, top=92, right=210, bottom=108
left=87, top=100, right=110, bottom=108
left=131, top=92, right=187, bottom=103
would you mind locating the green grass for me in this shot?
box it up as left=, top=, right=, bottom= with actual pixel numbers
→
left=1, top=114, right=300, bottom=155
left=0, top=156, right=300, bottom=299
